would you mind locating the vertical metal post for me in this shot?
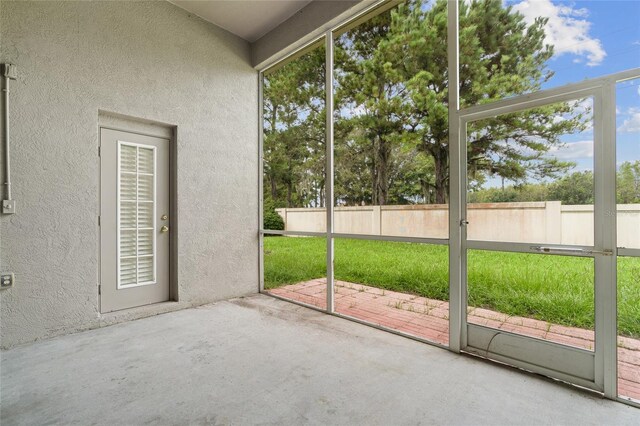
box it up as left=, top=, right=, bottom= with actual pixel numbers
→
left=596, top=82, right=618, bottom=398
left=2, top=74, right=10, bottom=200
left=258, top=72, right=265, bottom=292
left=325, top=32, right=335, bottom=313
left=447, top=0, right=462, bottom=352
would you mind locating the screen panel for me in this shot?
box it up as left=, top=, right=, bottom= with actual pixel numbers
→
left=263, top=236, right=327, bottom=310
left=333, top=1, right=449, bottom=239
left=262, top=43, right=326, bottom=233
left=334, top=238, right=449, bottom=346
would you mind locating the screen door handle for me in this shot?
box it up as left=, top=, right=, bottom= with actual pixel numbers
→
left=530, top=246, right=613, bottom=256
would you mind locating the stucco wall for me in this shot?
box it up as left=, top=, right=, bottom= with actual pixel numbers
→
left=0, top=1, right=259, bottom=348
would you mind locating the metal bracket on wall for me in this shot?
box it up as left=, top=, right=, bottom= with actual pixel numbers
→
left=1, top=273, right=15, bottom=289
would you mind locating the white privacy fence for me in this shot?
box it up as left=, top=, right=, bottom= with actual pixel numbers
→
left=276, top=202, right=640, bottom=248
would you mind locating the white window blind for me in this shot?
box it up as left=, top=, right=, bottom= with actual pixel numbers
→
left=118, top=142, right=156, bottom=288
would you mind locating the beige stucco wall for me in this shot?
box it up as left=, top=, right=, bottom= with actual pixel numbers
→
left=0, top=1, right=259, bottom=348
left=278, top=203, right=640, bottom=247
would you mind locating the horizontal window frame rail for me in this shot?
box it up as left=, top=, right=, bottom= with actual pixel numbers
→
left=458, top=67, right=640, bottom=120
left=460, top=87, right=599, bottom=124
left=261, top=229, right=449, bottom=245
left=466, top=240, right=600, bottom=258
left=261, top=230, right=326, bottom=237
left=332, top=233, right=448, bottom=245
left=617, top=248, right=640, bottom=257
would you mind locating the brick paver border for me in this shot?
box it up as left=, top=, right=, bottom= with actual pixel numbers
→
left=266, top=278, right=640, bottom=401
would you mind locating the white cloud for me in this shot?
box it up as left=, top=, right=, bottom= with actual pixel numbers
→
left=618, top=109, right=640, bottom=133
left=549, top=140, right=594, bottom=160
left=512, top=0, right=606, bottom=66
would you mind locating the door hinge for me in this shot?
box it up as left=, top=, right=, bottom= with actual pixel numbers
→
left=98, top=284, right=101, bottom=295
left=98, top=215, right=101, bottom=226
left=98, top=146, right=101, bottom=157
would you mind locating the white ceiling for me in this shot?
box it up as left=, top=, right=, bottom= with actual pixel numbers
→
left=169, top=0, right=314, bottom=42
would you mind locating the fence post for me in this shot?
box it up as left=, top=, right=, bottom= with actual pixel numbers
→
left=372, top=205, right=382, bottom=235
left=545, top=201, right=562, bottom=244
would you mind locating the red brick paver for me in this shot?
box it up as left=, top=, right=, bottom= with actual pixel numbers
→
left=266, top=278, right=640, bottom=402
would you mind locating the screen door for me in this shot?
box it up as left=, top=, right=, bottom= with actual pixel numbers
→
left=458, top=85, right=615, bottom=393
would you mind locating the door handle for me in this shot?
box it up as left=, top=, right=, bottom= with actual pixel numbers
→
left=160, top=225, right=169, bottom=233
left=530, top=246, right=613, bottom=256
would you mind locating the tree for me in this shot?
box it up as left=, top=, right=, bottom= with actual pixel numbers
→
left=336, top=0, right=586, bottom=204
left=468, top=183, right=550, bottom=203
left=617, top=161, right=640, bottom=203
left=548, top=171, right=594, bottom=205
left=467, top=165, right=640, bottom=206
left=334, top=10, right=408, bottom=205
left=467, top=171, right=594, bottom=205
left=263, top=46, right=326, bottom=209
left=265, top=0, right=590, bottom=208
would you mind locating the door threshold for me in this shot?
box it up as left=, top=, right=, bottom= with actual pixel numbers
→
left=99, top=300, right=190, bottom=327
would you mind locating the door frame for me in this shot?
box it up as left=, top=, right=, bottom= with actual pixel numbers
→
left=449, top=69, right=640, bottom=398
left=98, top=114, right=178, bottom=313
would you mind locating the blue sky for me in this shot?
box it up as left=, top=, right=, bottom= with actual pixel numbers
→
left=482, top=0, right=640, bottom=188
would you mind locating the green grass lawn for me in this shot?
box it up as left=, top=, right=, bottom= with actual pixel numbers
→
left=263, top=236, right=640, bottom=338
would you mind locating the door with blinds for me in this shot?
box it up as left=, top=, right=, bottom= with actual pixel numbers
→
left=100, top=128, right=170, bottom=312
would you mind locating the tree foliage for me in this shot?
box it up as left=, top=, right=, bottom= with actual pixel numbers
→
left=468, top=162, right=640, bottom=205
left=617, top=161, right=640, bottom=203
left=263, top=0, right=591, bottom=208
left=263, top=46, right=326, bottom=209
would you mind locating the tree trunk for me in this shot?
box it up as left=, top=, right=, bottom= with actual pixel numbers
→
left=433, top=147, right=448, bottom=204
left=270, top=178, right=277, bottom=201
left=370, top=145, right=378, bottom=206
left=373, top=136, right=390, bottom=206
left=375, top=163, right=388, bottom=205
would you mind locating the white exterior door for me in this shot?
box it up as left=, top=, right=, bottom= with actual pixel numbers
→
left=100, top=128, right=170, bottom=312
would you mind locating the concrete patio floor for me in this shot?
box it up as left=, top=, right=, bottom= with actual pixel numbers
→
left=266, top=279, right=640, bottom=402
left=1, top=294, right=638, bottom=425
